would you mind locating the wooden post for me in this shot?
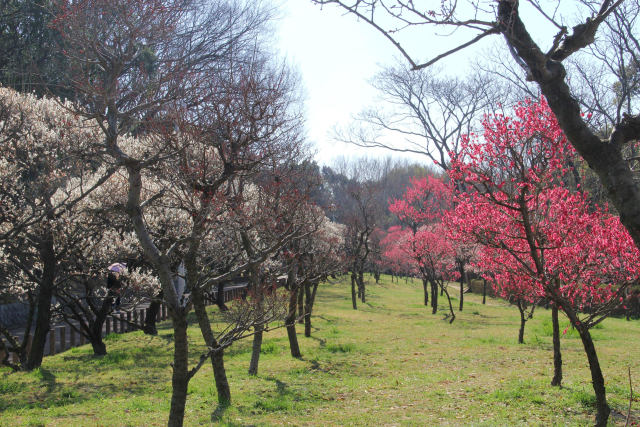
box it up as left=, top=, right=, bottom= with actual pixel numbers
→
left=126, top=311, right=132, bottom=330
left=70, top=327, right=76, bottom=348
left=105, top=317, right=111, bottom=335
left=120, top=314, right=125, bottom=333
left=49, top=328, right=56, bottom=355
left=26, top=334, right=33, bottom=355
left=60, top=326, right=67, bottom=352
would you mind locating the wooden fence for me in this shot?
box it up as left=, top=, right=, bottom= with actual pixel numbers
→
left=1, top=285, right=246, bottom=363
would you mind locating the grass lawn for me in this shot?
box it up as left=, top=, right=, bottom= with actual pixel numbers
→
left=1, top=274, right=639, bottom=426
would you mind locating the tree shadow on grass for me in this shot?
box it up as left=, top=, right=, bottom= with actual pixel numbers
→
left=36, top=367, right=56, bottom=394
left=316, top=291, right=350, bottom=304
left=316, top=315, right=339, bottom=324
left=308, top=335, right=326, bottom=347
left=210, top=400, right=230, bottom=423
left=0, top=340, right=174, bottom=413
left=223, top=340, right=252, bottom=358
left=305, top=357, right=334, bottom=374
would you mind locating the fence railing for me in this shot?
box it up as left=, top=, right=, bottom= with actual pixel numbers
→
left=1, top=285, right=246, bottom=363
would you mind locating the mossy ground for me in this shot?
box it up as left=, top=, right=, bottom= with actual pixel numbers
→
left=1, top=274, right=639, bottom=426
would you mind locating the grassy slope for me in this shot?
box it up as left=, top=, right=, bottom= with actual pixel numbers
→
left=1, top=275, right=639, bottom=426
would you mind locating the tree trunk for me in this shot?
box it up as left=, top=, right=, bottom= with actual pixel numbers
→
left=309, top=281, right=319, bottom=312
left=422, top=278, right=429, bottom=306
left=16, top=297, right=36, bottom=367
left=297, top=286, right=304, bottom=323
left=286, top=287, right=301, bottom=358
left=88, top=297, right=111, bottom=356
left=440, top=282, right=456, bottom=323
left=551, top=305, right=563, bottom=387
left=248, top=324, right=263, bottom=376
left=358, top=270, right=365, bottom=303
left=304, top=281, right=312, bottom=338
left=216, top=282, right=228, bottom=312
left=459, top=267, right=465, bottom=311
left=517, top=300, right=526, bottom=344
left=167, top=313, right=190, bottom=427
left=90, top=338, right=107, bottom=356
left=210, top=349, right=230, bottom=406
left=191, top=288, right=231, bottom=404
left=144, top=297, right=161, bottom=335
left=482, top=278, right=487, bottom=305
left=350, top=273, right=357, bottom=310
left=430, top=280, right=438, bottom=314
left=578, top=326, right=610, bottom=427
left=26, top=233, right=56, bottom=370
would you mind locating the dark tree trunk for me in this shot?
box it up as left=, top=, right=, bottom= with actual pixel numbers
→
left=577, top=326, right=610, bottom=427
left=26, top=233, right=56, bottom=370
left=192, top=288, right=231, bottom=404
left=216, top=282, right=228, bottom=312
left=286, top=287, right=301, bottom=358
left=551, top=305, right=563, bottom=387
left=87, top=296, right=112, bottom=356
left=422, top=278, right=429, bottom=306
left=210, top=348, right=230, bottom=406
left=15, top=297, right=36, bottom=367
left=167, top=313, right=189, bottom=427
left=358, top=270, right=365, bottom=303
left=459, top=266, right=465, bottom=311
left=482, top=278, right=487, bottom=304
left=248, top=325, right=263, bottom=376
left=143, top=296, right=161, bottom=335
left=297, top=286, right=304, bottom=323
left=248, top=266, right=264, bottom=376
left=440, top=282, right=456, bottom=323
left=309, top=281, right=319, bottom=311
left=517, top=300, right=526, bottom=344
left=90, top=338, right=107, bottom=355
left=304, top=281, right=312, bottom=337
left=430, top=280, right=438, bottom=314
left=350, top=273, right=357, bottom=310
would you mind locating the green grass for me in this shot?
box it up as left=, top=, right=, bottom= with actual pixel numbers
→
left=1, top=274, right=639, bottom=426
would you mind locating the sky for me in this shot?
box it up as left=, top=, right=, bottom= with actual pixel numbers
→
left=274, top=1, right=505, bottom=167
left=275, top=1, right=416, bottom=166
left=274, top=1, right=568, bottom=168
